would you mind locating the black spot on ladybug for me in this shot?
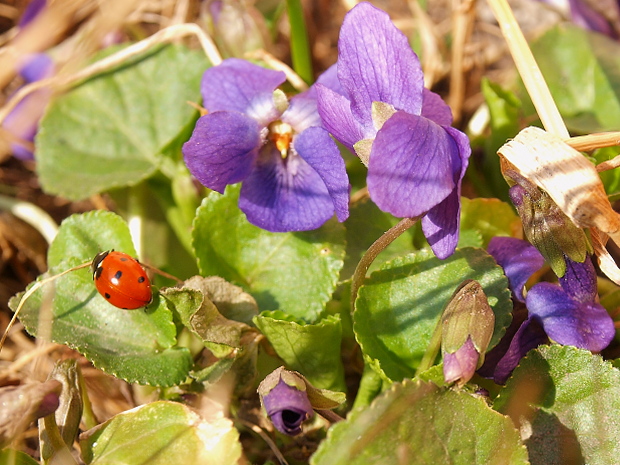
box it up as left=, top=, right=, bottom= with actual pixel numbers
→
left=138, top=276, right=145, bottom=283
left=120, top=257, right=129, bottom=262
left=114, top=270, right=123, bottom=280
left=104, top=292, right=111, bottom=299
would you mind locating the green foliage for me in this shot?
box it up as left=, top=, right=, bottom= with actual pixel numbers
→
left=354, top=247, right=513, bottom=382
left=526, top=24, right=620, bottom=133
left=254, top=311, right=346, bottom=391
left=192, top=184, right=346, bottom=321
left=9, top=211, right=192, bottom=386
left=80, top=401, right=241, bottom=465
left=460, top=198, right=522, bottom=247
left=496, top=345, right=620, bottom=465
left=311, top=379, right=529, bottom=465
left=37, top=45, right=208, bottom=200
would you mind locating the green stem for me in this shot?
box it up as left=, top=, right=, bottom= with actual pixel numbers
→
left=417, top=314, right=443, bottom=374
left=286, top=0, right=313, bottom=84
left=350, top=217, right=419, bottom=313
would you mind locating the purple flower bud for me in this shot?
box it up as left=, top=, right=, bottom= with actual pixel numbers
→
left=441, top=280, right=495, bottom=387
left=258, top=368, right=313, bottom=436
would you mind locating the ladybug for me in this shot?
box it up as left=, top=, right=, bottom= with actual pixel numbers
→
left=91, top=251, right=152, bottom=309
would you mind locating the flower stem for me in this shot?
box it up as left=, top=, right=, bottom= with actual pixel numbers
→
left=350, top=217, right=419, bottom=313
left=417, top=312, right=443, bottom=374
left=286, top=0, right=313, bottom=85
left=486, top=0, right=569, bottom=139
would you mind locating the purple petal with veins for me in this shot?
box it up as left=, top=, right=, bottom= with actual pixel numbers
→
left=182, top=111, right=260, bottom=193
left=488, top=237, right=545, bottom=302
left=201, top=58, right=285, bottom=126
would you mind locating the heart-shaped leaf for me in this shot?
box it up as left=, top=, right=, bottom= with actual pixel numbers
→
left=311, top=379, right=528, bottom=465
left=355, top=247, right=513, bottom=382
left=9, top=211, right=192, bottom=386
left=192, top=184, right=346, bottom=321
left=36, top=45, right=208, bottom=199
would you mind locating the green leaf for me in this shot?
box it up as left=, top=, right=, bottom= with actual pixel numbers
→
left=37, top=45, right=208, bottom=200
left=460, top=198, right=522, bottom=248
left=254, top=311, right=345, bottom=391
left=311, top=379, right=528, bottom=465
left=527, top=24, right=620, bottom=133
left=80, top=401, right=241, bottom=465
left=0, top=450, right=40, bottom=465
left=10, top=211, right=192, bottom=386
left=354, top=248, right=513, bottom=382
left=192, top=185, right=346, bottom=321
left=495, top=344, right=620, bottom=465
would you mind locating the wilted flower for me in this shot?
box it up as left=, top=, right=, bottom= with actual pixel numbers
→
left=316, top=2, right=471, bottom=259
left=183, top=58, right=350, bottom=232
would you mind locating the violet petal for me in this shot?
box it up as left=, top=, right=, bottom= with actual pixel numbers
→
left=479, top=314, right=547, bottom=385
left=19, top=53, right=55, bottom=83
left=488, top=236, right=545, bottom=302
left=337, top=2, right=424, bottom=128
left=367, top=111, right=458, bottom=218
left=526, top=282, right=615, bottom=352
left=18, top=0, right=46, bottom=28
left=261, top=379, right=313, bottom=436
left=200, top=58, right=285, bottom=125
left=443, top=337, right=479, bottom=386
left=315, top=64, right=346, bottom=97
left=421, top=187, right=460, bottom=260
left=294, top=127, right=350, bottom=222
left=421, top=88, right=453, bottom=126
left=559, top=255, right=597, bottom=303
left=238, top=145, right=335, bottom=232
left=316, top=83, right=364, bottom=152
left=182, top=111, right=260, bottom=193
left=283, top=92, right=321, bottom=133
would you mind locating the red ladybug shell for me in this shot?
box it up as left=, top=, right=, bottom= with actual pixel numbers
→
left=91, top=251, right=152, bottom=310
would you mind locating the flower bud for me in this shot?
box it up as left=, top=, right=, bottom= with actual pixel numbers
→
left=258, top=367, right=345, bottom=435
left=506, top=172, right=590, bottom=277
left=258, top=367, right=313, bottom=436
left=442, top=280, right=495, bottom=387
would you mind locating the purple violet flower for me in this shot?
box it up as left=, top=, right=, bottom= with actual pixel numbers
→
left=2, top=53, right=55, bottom=160
left=258, top=367, right=314, bottom=436
left=481, top=236, right=615, bottom=383
left=182, top=59, right=350, bottom=232
left=538, top=0, right=620, bottom=39
left=18, top=0, right=47, bottom=28
left=316, top=2, right=471, bottom=259
left=526, top=254, right=615, bottom=351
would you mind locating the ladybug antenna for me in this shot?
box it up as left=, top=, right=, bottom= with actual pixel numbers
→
left=0, top=261, right=91, bottom=354
left=141, top=264, right=183, bottom=284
